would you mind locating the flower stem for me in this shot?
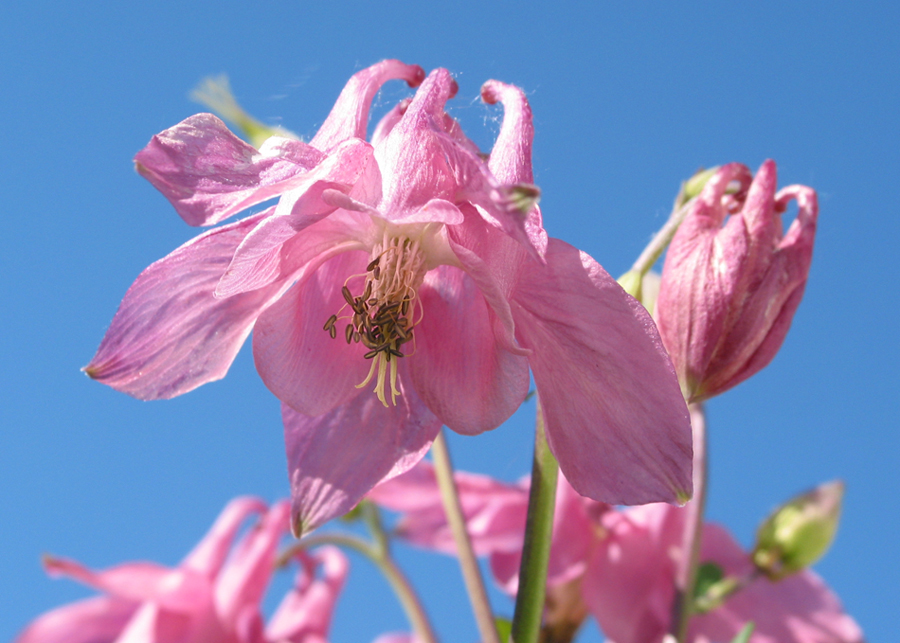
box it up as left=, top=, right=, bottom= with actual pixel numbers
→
left=630, top=189, right=692, bottom=277
left=669, top=403, right=709, bottom=643
left=431, top=429, right=501, bottom=643
left=511, top=398, right=559, bottom=643
left=283, top=532, right=438, bottom=643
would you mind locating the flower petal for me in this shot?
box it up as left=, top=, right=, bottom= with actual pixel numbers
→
left=14, top=596, right=136, bottom=643
left=252, top=250, right=373, bottom=416
left=135, top=114, right=323, bottom=226
left=181, top=496, right=267, bottom=578
left=265, top=546, right=349, bottom=641
left=409, top=264, right=529, bottom=435
left=310, top=60, right=425, bottom=152
left=283, top=383, right=441, bottom=536
left=691, top=524, right=864, bottom=643
left=511, top=238, right=693, bottom=504
left=43, top=557, right=209, bottom=612
left=85, top=209, right=291, bottom=400
left=214, top=501, right=290, bottom=626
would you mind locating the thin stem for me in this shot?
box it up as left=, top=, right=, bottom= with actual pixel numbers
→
left=511, top=398, right=559, bottom=643
left=669, top=403, right=709, bottom=642
left=431, top=429, right=501, bottom=643
left=282, top=533, right=438, bottom=643
left=630, top=189, right=692, bottom=277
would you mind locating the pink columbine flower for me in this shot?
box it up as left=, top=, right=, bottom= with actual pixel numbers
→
left=15, top=498, right=348, bottom=643
left=656, top=161, right=819, bottom=402
left=85, top=60, right=692, bottom=534
left=370, top=463, right=863, bottom=643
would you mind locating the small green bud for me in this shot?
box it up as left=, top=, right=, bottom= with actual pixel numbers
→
left=752, top=480, right=844, bottom=580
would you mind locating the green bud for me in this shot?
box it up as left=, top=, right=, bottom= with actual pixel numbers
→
left=191, top=74, right=298, bottom=148
left=752, top=480, right=844, bottom=580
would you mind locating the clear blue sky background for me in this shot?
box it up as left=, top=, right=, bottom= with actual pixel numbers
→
left=1, top=2, right=897, bottom=642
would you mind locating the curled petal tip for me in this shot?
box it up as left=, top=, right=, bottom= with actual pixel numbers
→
left=407, top=65, right=426, bottom=88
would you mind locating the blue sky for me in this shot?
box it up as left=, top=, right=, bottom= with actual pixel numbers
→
left=1, top=2, right=897, bottom=641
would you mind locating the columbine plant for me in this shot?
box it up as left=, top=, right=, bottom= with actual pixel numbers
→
left=85, top=61, right=692, bottom=538
left=15, top=60, right=860, bottom=643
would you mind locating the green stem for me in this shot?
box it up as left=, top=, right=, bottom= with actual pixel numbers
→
left=511, top=398, right=559, bottom=643
left=281, top=533, right=438, bottom=643
left=669, top=403, right=709, bottom=642
left=431, top=430, right=501, bottom=643
left=630, top=193, right=692, bottom=277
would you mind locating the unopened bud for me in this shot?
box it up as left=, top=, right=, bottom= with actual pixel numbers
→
left=752, top=480, right=844, bottom=579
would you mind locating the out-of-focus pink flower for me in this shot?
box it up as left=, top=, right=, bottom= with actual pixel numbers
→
left=15, top=498, right=348, bottom=643
left=86, top=60, right=691, bottom=534
left=371, top=464, right=863, bottom=643
left=656, top=160, right=819, bottom=402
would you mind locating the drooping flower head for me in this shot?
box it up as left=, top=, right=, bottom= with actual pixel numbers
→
left=15, top=498, right=348, bottom=643
left=86, top=61, right=692, bottom=534
left=656, top=161, right=819, bottom=402
left=370, top=463, right=864, bottom=643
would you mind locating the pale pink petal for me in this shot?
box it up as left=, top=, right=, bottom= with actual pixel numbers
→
left=215, top=501, right=290, bottom=626
left=690, top=524, right=864, bottom=643
left=283, top=383, right=441, bottom=535
left=181, top=496, right=267, bottom=577
left=265, top=546, right=349, bottom=641
left=252, top=250, right=373, bottom=416
left=310, top=60, right=425, bottom=152
left=370, top=99, right=411, bottom=148
left=375, top=69, right=542, bottom=259
left=481, top=79, right=548, bottom=258
left=581, top=505, right=681, bottom=643
left=409, top=264, right=530, bottom=435
left=43, top=557, right=209, bottom=612
left=85, top=209, right=292, bottom=400
left=14, top=596, right=136, bottom=643
left=369, top=461, right=529, bottom=556
left=135, top=114, right=323, bottom=226
left=511, top=239, right=693, bottom=505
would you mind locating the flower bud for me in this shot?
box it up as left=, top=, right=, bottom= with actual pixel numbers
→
left=656, top=160, right=819, bottom=402
left=752, top=480, right=844, bottom=580
left=681, top=166, right=720, bottom=204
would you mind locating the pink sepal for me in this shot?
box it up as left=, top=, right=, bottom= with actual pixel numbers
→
left=512, top=239, right=692, bottom=505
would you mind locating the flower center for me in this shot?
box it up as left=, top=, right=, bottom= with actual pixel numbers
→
left=323, top=234, right=427, bottom=407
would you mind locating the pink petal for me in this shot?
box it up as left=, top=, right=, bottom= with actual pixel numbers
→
left=690, top=524, right=864, bottom=643
left=214, top=501, right=290, bottom=626
left=481, top=80, right=548, bottom=258
left=511, top=238, right=693, bottom=504
left=409, top=264, right=530, bottom=435
left=85, top=209, right=291, bottom=400
left=282, top=382, right=441, bottom=535
left=14, top=596, right=135, bottom=643
left=581, top=505, right=682, bottom=643
left=310, top=60, right=425, bottom=152
left=252, top=250, right=373, bottom=416
left=265, top=546, right=349, bottom=641
left=135, top=114, right=324, bottom=226
left=369, top=461, right=529, bottom=556
left=181, top=496, right=267, bottom=577
left=375, top=69, right=542, bottom=259
left=43, top=557, right=209, bottom=612
left=370, top=98, right=411, bottom=148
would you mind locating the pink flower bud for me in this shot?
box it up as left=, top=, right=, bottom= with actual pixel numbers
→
left=657, top=160, right=819, bottom=402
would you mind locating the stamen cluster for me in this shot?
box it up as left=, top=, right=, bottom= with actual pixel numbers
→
left=323, top=235, right=426, bottom=406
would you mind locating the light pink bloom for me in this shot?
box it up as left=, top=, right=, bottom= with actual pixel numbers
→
left=86, top=61, right=691, bottom=534
left=656, top=160, right=819, bottom=402
left=15, top=498, right=348, bottom=643
left=371, top=464, right=863, bottom=643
